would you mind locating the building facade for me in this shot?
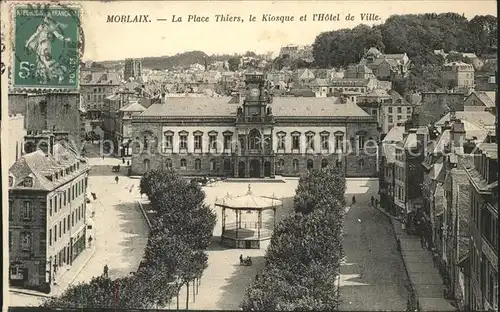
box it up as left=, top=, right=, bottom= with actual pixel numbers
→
left=9, top=93, right=84, bottom=145
left=441, top=62, right=475, bottom=88
left=124, top=58, right=142, bottom=81
left=9, top=140, right=90, bottom=292
left=8, top=114, right=27, bottom=168
left=131, top=74, right=379, bottom=178
left=465, top=143, right=498, bottom=311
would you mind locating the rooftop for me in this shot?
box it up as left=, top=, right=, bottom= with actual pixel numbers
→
left=436, top=111, right=495, bottom=128
left=9, top=144, right=89, bottom=191
left=138, top=96, right=371, bottom=118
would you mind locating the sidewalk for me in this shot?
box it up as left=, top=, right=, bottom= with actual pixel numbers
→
left=390, top=217, right=456, bottom=312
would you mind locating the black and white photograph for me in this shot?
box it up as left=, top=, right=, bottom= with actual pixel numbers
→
left=1, top=1, right=498, bottom=311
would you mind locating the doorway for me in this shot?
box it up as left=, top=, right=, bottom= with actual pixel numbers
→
left=264, top=161, right=272, bottom=177
left=238, top=161, right=246, bottom=177
left=245, top=240, right=252, bottom=249
left=249, top=159, right=260, bottom=178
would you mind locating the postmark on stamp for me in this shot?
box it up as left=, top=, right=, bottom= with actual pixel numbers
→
left=12, top=3, right=82, bottom=90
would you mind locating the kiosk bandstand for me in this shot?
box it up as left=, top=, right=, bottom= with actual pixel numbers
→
left=216, top=185, right=282, bottom=249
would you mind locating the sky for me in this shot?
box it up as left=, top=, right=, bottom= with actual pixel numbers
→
left=73, top=1, right=497, bottom=61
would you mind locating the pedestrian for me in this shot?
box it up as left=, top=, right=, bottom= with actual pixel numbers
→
left=352, top=195, right=356, bottom=205
left=88, top=235, right=93, bottom=247
left=370, top=196, right=374, bottom=206
left=122, top=157, right=125, bottom=164
left=91, top=192, right=97, bottom=200
left=127, top=160, right=130, bottom=166
left=375, top=198, right=379, bottom=208
left=103, top=264, right=109, bottom=278
left=115, top=176, right=119, bottom=184
left=255, top=274, right=259, bottom=281
left=102, top=155, right=104, bottom=160
left=239, top=254, right=243, bottom=264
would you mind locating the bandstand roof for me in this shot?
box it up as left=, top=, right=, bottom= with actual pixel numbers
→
left=215, top=185, right=282, bottom=210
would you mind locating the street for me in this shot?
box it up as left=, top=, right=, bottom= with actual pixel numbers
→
left=340, top=179, right=410, bottom=311
left=71, top=156, right=149, bottom=283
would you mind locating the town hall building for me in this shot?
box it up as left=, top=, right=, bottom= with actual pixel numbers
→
left=130, top=73, right=379, bottom=178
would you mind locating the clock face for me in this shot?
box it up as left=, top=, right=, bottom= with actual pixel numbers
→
left=250, top=88, right=259, bottom=97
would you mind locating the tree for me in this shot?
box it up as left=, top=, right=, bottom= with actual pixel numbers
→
left=243, top=168, right=345, bottom=311
left=45, top=170, right=216, bottom=309
left=227, top=57, right=240, bottom=71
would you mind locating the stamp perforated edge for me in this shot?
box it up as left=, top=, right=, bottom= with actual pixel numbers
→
left=8, top=1, right=84, bottom=94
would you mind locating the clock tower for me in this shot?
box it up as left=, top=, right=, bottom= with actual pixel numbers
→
left=234, top=73, right=275, bottom=178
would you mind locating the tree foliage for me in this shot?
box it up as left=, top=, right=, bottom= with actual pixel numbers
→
left=242, top=166, right=345, bottom=311
left=44, top=169, right=216, bottom=309
left=313, top=13, right=497, bottom=69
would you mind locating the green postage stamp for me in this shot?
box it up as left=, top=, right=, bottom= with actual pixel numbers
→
left=12, top=4, right=81, bottom=90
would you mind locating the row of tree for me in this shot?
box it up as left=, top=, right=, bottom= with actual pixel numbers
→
left=43, top=169, right=216, bottom=309
left=313, top=13, right=497, bottom=68
left=241, top=166, right=346, bottom=311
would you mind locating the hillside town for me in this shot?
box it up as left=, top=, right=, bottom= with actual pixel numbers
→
left=7, top=12, right=498, bottom=312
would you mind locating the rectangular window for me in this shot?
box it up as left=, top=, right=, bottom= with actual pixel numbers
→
left=179, top=135, right=188, bottom=149
left=306, top=135, right=314, bottom=151
left=406, top=107, right=412, bottom=114
left=335, top=134, right=343, bottom=152
left=397, top=107, right=402, bottom=114
left=357, top=135, right=365, bottom=150
left=63, top=218, right=66, bottom=234
left=72, top=212, right=75, bottom=227
left=9, top=231, right=13, bottom=249
left=388, top=107, right=393, bottom=113
left=209, top=135, right=217, bottom=150
left=49, top=229, right=52, bottom=246
left=59, top=221, right=62, bottom=238
left=292, top=136, right=300, bottom=150
left=49, top=198, right=53, bottom=216
left=20, top=232, right=32, bottom=251
left=321, top=135, right=329, bottom=150
left=388, top=115, right=393, bottom=123
left=224, top=135, right=232, bottom=150
left=54, top=225, right=58, bottom=242
left=21, top=201, right=33, bottom=221
left=397, top=115, right=402, bottom=120
left=277, top=135, right=285, bottom=149
left=194, top=135, right=202, bottom=150
left=164, top=135, right=173, bottom=150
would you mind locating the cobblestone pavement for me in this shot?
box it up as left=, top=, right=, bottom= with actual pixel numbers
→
left=339, top=178, right=409, bottom=311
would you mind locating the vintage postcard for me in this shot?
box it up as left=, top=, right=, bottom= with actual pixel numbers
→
left=1, top=1, right=498, bottom=311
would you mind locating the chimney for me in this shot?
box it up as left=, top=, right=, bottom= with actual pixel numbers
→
left=451, top=120, right=466, bottom=149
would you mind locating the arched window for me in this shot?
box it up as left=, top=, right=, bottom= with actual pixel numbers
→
left=248, top=129, right=261, bottom=150
left=321, top=159, right=328, bottom=168
left=180, top=158, right=187, bottom=169
left=307, top=159, right=314, bottom=170
left=278, top=159, right=285, bottom=170
left=195, top=159, right=202, bottom=170
left=23, top=177, right=33, bottom=187
left=292, top=159, right=299, bottom=171
left=210, top=159, right=217, bottom=171
left=165, top=158, right=172, bottom=169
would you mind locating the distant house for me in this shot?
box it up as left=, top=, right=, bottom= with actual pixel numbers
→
left=309, top=78, right=329, bottom=97
left=344, top=65, right=376, bottom=79
left=464, top=91, right=496, bottom=114
left=359, top=47, right=411, bottom=80
left=441, top=61, right=475, bottom=88
left=294, top=68, right=316, bottom=83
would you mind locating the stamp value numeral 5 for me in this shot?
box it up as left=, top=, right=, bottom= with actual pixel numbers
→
left=18, top=61, right=36, bottom=79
